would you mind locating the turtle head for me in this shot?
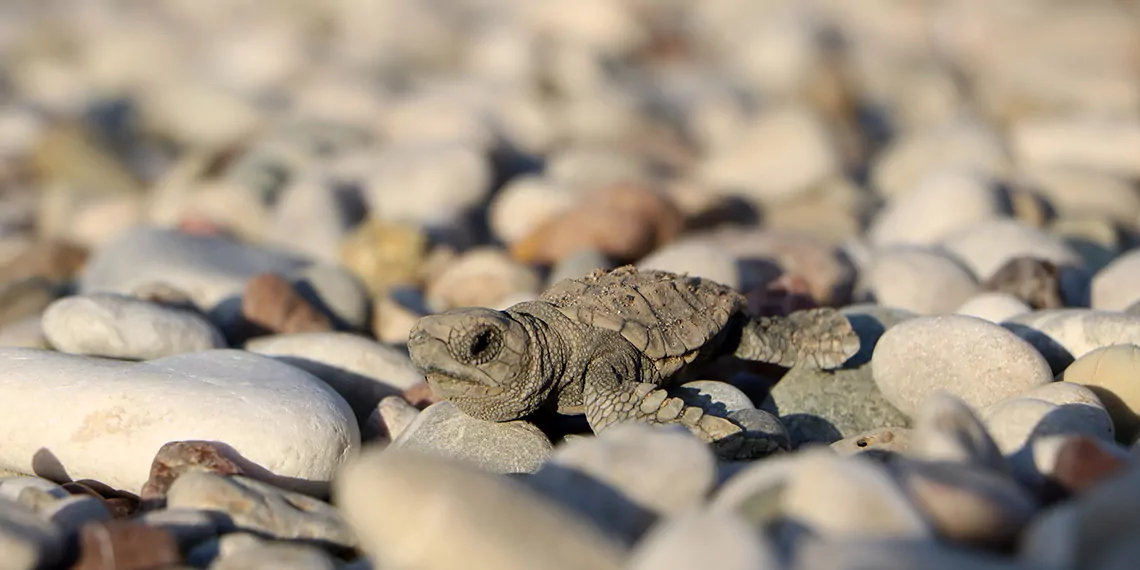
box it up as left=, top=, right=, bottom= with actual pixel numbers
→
left=407, top=307, right=543, bottom=421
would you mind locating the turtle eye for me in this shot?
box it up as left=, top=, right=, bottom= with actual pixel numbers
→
left=465, top=326, right=501, bottom=364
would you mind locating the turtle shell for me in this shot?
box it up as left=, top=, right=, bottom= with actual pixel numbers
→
left=539, top=266, right=745, bottom=374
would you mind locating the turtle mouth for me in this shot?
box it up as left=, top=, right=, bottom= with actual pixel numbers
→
left=425, top=372, right=499, bottom=399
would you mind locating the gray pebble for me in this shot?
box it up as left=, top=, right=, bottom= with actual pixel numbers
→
left=393, top=401, right=552, bottom=474
left=43, top=293, right=225, bottom=359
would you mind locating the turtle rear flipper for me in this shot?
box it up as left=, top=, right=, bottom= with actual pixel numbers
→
left=734, top=308, right=859, bottom=370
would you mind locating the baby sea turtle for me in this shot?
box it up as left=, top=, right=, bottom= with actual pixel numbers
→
left=407, top=266, right=860, bottom=457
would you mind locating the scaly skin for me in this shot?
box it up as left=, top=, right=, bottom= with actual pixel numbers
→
left=407, top=268, right=860, bottom=459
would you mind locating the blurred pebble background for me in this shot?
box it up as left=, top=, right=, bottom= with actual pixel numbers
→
left=2, top=0, right=1140, bottom=330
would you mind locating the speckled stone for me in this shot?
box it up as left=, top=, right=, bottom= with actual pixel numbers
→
left=872, top=315, right=1054, bottom=416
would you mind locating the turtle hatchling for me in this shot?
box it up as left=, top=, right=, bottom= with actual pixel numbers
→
left=408, top=266, right=860, bottom=458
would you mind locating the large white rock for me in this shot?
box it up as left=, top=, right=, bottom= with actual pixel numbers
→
left=245, top=332, right=424, bottom=424
left=0, top=348, right=358, bottom=496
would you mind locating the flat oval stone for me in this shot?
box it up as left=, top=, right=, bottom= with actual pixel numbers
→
left=245, top=332, right=425, bottom=424
left=956, top=292, right=1032, bottom=323
left=0, top=348, right=358, bottom=495
left=42, top=294, right=225, bottom=360
left=334, top=448, right=626, bottom=570
left=940, top=219, right=1081, bottom=281
left=872, top=315, right=1053, bottom=417
left=1060, top=344, right=1140, bottom=443
left=392, top=401, right=552, bottom=474
left=862, top=248, right=979, bottom=314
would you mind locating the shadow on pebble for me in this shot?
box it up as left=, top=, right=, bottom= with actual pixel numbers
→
left=521, top=463, right=658, bottom=547
left=1000, top=323, right=1074, bottom=374
left=778, top=414, right=844, bottom=448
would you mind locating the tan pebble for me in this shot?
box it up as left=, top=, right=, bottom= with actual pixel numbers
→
left=339, top=219, right=428, bottom=296
left=510, top=182, right=683, bottom=265
left=1061, top=344, right=1140, bottom=443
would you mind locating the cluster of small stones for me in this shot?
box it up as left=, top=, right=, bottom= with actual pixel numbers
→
left=1, top=0, right=1140, bottom=569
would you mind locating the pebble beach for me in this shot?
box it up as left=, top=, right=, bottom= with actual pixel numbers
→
left=1, top=1, right=1140, bottom=569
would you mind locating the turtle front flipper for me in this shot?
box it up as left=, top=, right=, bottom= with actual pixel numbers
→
left=733, top=307, right=859, bottom=370
left=582, top=359, right=779, bottom=460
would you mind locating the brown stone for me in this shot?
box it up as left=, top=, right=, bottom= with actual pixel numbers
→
left=402, top=381, right=443, bottom=410
left=1050, top=436, right=1128, bottom=495
left=983, top=257, right=1065, bottom=309
left=744, top=274, right=819, bottom=317
left=0, top=240, right=88, bottom=283
left=511, top=182, right=684, bottom=265
left=71, top=520, right=181, bottom=570
left=139, top=441, right=245, bottom=503
left=241, top=273, right=332, bottom=335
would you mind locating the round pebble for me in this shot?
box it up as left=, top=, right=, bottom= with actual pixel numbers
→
left=871, top=315, right=1054, bottom=416
left=1060, top=344, right=1140, bottom=443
